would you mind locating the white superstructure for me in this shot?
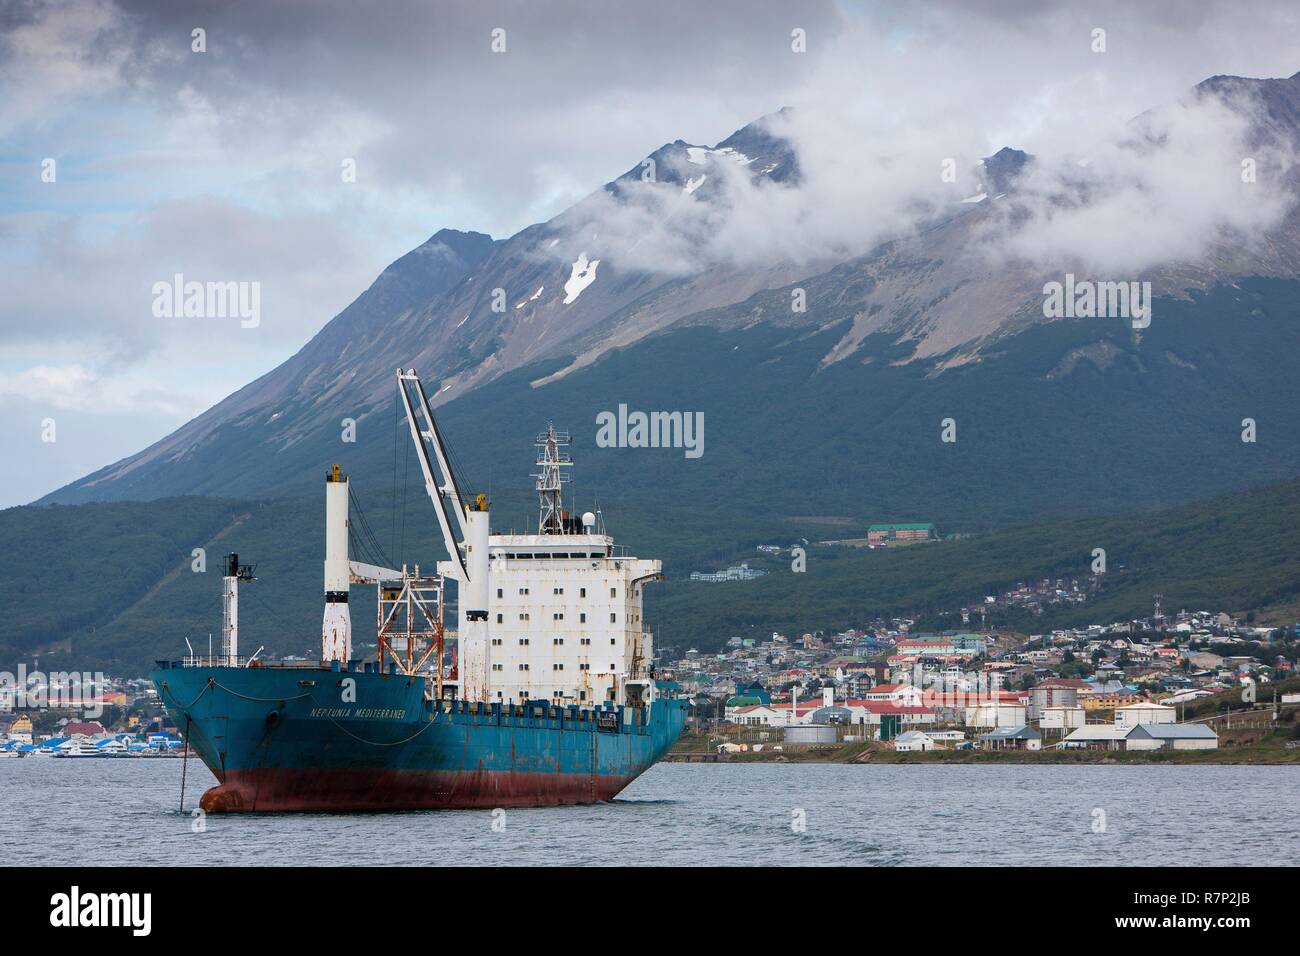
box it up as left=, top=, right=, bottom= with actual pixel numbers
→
left=478, top=531, right=659, bottom=705
left=395, top=369, right=661, bottom=707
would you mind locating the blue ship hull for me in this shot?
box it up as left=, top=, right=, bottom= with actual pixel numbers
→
left=152, top=662, right=687, bottom=812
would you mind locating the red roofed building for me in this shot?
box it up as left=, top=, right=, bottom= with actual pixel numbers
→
left=63, top=720, right=106, bottom=737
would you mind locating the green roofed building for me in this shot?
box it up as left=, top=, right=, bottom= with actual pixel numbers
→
left=867, top=523, right=937, bottom=545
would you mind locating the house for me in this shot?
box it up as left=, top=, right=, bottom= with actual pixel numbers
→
left=1161, top=689, right=1214, bottom=706
left=895, top=638, right=957, bottom=658
left=727, top=704, right=788, bottom=727
left=5, top=714, right=33, bottom=745
left=825, top=701, right=937, bottom=729
left=1124, top=724, right=1219, bottom=751
left=732, top=680, right=771, bottom=705
left=894, top=730, right=936, bottom=752
left=860, top=684, right=924, bottom=706
left=977, top=725, right=1041, bottom=751
left=1080, top=689, right=1143, bottom=712
left=63, top=720, right=107, bottom=737
left=867, top=523, right=937, bottom=545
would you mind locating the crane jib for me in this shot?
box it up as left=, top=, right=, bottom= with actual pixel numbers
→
left=396, top=369, right=470, bottom=583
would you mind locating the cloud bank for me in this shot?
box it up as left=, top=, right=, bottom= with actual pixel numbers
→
left=2, top=0, right=1300, bottom=505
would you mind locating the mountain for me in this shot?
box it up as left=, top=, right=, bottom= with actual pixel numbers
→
left=42, top=71, right=1300, bottom=506
left=11, top=71, right=1300, bottom=673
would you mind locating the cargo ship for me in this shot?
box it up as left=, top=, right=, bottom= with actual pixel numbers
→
left=152, top=368, right=686, bottom=812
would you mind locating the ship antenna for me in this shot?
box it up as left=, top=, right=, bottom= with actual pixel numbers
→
left=533, top=422, right=572, bottom=534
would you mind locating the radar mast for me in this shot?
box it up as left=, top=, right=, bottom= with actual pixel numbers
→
left=534, top=423, right=573, bottom=534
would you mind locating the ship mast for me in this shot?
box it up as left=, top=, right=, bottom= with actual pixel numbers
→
left=534, top=423, right=572, bottom=534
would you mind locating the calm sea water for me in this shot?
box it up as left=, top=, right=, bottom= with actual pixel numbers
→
left=2, top=759, right=1295, bottom=866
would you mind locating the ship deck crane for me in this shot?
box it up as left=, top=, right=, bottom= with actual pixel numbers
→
left=396, top=368, right=491, bottom=698
left=396, top=368, right=474, bottom=584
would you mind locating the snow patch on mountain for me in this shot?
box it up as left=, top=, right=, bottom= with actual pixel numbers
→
left=515, top=285, right=545, bottom=309
left=563, top=254, right=600, bottom=304
left=686, top=145, right=754, bottom=167
left=713, top=146, right=754, bottom=165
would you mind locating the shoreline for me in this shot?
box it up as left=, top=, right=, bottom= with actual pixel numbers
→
left=665, top=737, right=1300, bottom=766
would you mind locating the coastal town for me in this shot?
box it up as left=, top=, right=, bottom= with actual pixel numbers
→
left=2, top=585, right=1298, bottom=762
left=658, top=600, right=1300, bottom=759
left=0, top=678, right=183, bottom=757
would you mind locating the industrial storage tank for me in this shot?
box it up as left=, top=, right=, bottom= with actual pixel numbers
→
left=784, top=724, right=838, bottom=744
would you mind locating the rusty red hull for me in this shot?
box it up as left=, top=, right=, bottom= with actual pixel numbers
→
left=200, top=767, right=634, bottom=812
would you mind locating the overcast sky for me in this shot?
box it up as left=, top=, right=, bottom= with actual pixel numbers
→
left=2, top=0, right=1298, bottom=507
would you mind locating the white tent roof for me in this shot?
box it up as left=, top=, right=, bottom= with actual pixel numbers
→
left=1064, top=725, right=1132, bottom=740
